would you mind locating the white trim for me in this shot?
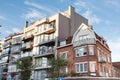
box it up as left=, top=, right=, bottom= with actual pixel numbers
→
left=75, top=62, right=88, bottom=73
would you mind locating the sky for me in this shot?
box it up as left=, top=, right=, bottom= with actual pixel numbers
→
left=0, top=0, right=120, bottom=62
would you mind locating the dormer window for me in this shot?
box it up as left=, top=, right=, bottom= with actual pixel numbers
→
left=79, top=35, right=90, bottom=40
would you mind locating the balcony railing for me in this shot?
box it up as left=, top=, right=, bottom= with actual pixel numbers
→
left=34, top=48, right=55, bottom=58
left=20, top=52, right=33, bottom=58
left=35, top=26, right=55, bottom=36
left=34, top=62, right=51, bottom=69
left=21, top=43, right=33, bottom=51
left=11, top=49, right=21, bottom=54
left=3, top=42, right=11, bottom=48
left=22, top=34, right=34, bottom=41
left=73, top=38, right=96, bottom=47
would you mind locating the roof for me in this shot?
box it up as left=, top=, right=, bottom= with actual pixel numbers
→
left=112, top=62, right=120, bottom=69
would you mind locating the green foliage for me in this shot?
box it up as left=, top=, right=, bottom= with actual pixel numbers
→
left=69, top=70, right=80, bottom=77
left=17, top=57, right=33, bottom=80
left=47, top=57, right=68, bottom=80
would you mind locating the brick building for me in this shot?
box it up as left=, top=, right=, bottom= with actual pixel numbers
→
left=0, top=6, right=120, bottom=80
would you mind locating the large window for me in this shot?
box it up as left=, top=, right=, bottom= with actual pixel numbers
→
left=90, top=61, right=96, bottom=72
left=89, top=45, right=94, bottom=55
left=36, top=45, right=54, bottom=55
left=11, top=45, right=20, bottom=53
left=75, top=62, right=88, bottom=73
left=12, top=37, right=21, bottom=44
left=8, top=65, right=17, bottom=72
left=34, top=70, right=46, bottom=80
left=75, top=46, right=87, bottom=57
left=60, top=51, right=68, bottom=60
left=35, top=58, right=42, bottom=67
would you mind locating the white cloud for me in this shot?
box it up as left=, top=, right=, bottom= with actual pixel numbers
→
left=24, top=0, right=55, bottom=14
left=108, top=39, right=120, bottom=62
left=74, top=0, right=101, bottom=25
left=22, top=8, right=46, bottom=21
left=5, top=27, right=21, bottom=34
left=0, top=16, right=6, bottom=20
left=74, top=0, right=87, bottom=12
left=83, top=10, right=101, bottom=24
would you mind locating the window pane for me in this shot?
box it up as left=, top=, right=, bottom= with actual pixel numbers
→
left=80, top=64, right=83, bottom=72
left=76, top=64, right=79, bottom=73
left=84, top=63, right=88, bottom=71
left=89, top=46, right=94, bottom=55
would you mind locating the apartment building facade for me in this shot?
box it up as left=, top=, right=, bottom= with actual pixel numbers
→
left=0, top=6, right=120, bottom=80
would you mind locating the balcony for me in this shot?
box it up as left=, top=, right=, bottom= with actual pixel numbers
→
left=20, top=52, right=33, bottom=58
left=35, top=26, right=55, bottom=36
left=3, top=43, right=11, bottom=48
left=34, top=48, right=55, bottom=58
left=34, top=58, right=51, bottom=70
left=22, top=34, right=34, bottom=41
left=73, top=38, right=96, bottom=47
left=21, top=43, right=33, bottom=51
left=10, top=56, right=20, bottom=63
left=12, top=41, right=21, bottom=45
left=37, top=39, right=55, bottom=47
left=11, top=50, right=21, bottom=54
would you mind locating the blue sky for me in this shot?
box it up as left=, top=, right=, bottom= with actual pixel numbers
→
left=0, top=0, right=120, bottom=62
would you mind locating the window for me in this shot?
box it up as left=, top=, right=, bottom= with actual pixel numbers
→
left=60, top=51, right=68, bottom=60
left=75, top=46, right=87, bottom=57
left=8, top=65, right=17, bottom=72
left=89, top=45, right=94, bottom=55
left=90, top=62, right=96, bottom=72
left=60, top=66, right=68, bottom=73
left=79, top=35, right=90, bottom=40
left=12, top=37, right=21, bottom=44
left=34, top=70, right=46, bottom=80
left=11, top=45, right=20, bottom=53
left=35, top=58, right=42, bottom=67
left=75, top=62, right=88, bottom=73
left=60, top=40, right=66, bottom=46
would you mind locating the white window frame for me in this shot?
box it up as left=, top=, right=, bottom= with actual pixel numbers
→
left=89, top=45, right=94, bottom=55
left=89, top=61, right=96, bottom=72
left=75, top=62, right=88, bottom=73
left=60, top=51, right=68, bottom=60
left=75, top=46, right=87, bottom=57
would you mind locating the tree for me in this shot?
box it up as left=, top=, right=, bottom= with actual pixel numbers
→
left=17, top=57, right=33, bottom=80
left=47, top=57, right=68, bottom=80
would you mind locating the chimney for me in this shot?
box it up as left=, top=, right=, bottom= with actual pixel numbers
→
left=68, top=6, right=75, bottom=16
left=24, top=21, right=28, bottom=28
left=88, top=25, right=93, bottom=30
